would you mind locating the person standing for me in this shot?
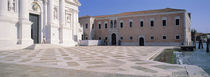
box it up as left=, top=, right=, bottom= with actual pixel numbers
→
left=118, top=40, right=121, bottom=46
left=42, top=36, right=46, bottom=44
left=199, top=39, right=204, bottom=49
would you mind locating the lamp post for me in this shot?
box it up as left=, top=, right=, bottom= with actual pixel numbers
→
left=207, top=35, right=210, bottom=53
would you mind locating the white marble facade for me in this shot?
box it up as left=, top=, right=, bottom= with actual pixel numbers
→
left=0, top=0, right=83, bottom=50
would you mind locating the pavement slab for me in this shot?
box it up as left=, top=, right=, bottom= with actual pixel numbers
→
left=0, top=46, right=209, bottom=77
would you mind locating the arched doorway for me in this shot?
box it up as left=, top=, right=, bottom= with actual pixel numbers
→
left=111, top=33, right=116, bottom=45
left=139, top=37, right=144, bottom=46
left=30, top=2, right=42, bottom=44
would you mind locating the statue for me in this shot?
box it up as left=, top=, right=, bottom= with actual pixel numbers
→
left=8, top=0, right=14, bottom=11
left=67, top=15, right=71, bottom=23
left=54, top=8, right=58, bottom=19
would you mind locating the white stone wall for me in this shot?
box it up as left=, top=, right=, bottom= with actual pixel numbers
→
left=184, top=12, right=192, bottom=45
left=0, top=0, right=82, bottom=50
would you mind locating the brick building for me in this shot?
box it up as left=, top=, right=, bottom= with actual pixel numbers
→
left=79, top=8, right=192, bottom=46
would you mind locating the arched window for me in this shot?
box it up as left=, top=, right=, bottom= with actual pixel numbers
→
left=140, top=21, right=144, bottom=27
left=120, top=22, right=123, bottom=28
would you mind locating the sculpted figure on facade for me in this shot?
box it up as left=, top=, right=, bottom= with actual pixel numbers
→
left=54, top=7, right=58, bottom=19
left=8, top=0, right=15, bottom=12
left=67, top=14, right=71, bottom=23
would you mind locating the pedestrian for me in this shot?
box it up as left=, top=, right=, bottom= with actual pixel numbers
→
left=198, top=40, right=203, bottom=49
left=104, top=40, right=106, bottom=46
left=104, top=39, right=108, bottom=46
left=118, top=40, right=121, bottom=46
left=42, top=36, right=46, bottom=44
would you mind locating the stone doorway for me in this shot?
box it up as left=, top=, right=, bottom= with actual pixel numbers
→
left=29, top=14, right=40, bottom=44
left=139, top=37, right=144, bottom=46
left=111, top=33, right=116, bottom=45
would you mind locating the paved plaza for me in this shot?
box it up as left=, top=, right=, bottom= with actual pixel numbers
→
left=0, top=46, right=209, bottom=77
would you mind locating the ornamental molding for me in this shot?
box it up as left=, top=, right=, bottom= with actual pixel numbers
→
left=66, top=0, right=81, bottom=6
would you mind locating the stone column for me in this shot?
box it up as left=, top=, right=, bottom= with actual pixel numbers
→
left=46, top=0, right=54, bottom=43
left=19, top=0, right=33, bottom=46
left=59, top=0, right=65, bottom=43
left=48, top=0, right=54, bottom=24
left=43, top=0, right=48, bottom=43
left=0, top=0, right=7, bottom=16
left=20, top=0, right=29, bottom=20
left=89, top=29, right=92, bottom=40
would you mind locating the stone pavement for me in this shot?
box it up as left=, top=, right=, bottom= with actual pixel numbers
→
left=0, top=46, right=209, bottom=77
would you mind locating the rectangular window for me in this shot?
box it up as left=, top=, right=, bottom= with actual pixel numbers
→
left=162, top=20, right=166, bottom=26
left=150, top=36, right=154, bottom=40
left=105, top=23, right=107, bottom=29
left=99, top=37, right=101, bottom=40
left=176, top=19, right=180, bottom=25
left=163, top=36, right=167, bottom=40
left=85, top=24, right=88, bottom=29
left=151, top=21, right=154, bottom=27
left=120, top=37, right=123, bottom=40
left=176, top=35, right=180, bottom=39
left=140, top=21, right=144, bottom=27
left=130, top=22, right=133, bottom=28
left=99, top=24, right=101, bottom=29
left=130, top=36, right=133, bottom=40
left=120, top=22, right=123, bottom=28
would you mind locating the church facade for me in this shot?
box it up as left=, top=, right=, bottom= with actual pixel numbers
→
left=80, top=8, right=192, bottom=46
left=0, top=0, right=83, bottom=50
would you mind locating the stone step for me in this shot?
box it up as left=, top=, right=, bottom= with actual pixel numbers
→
left=25, top=44, right=63, bottom=50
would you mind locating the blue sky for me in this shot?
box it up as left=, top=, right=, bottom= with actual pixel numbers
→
left=79, top=0, right=210, bottom=33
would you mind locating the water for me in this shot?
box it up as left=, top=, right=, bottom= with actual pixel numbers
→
left=177, top=43, right=210, bottom=75
left=174, top=51, right=183, bottom=64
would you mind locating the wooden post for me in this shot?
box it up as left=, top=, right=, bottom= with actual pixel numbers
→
left=207, top=39, right=209, bottom=53
left=199, top=40, right=203, bottom=49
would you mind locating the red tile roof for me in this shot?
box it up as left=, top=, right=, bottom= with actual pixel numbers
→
left=92, top=8, right=186, bottom=18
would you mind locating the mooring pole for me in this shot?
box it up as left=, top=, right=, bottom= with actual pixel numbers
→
left=207, top=39, right=209, bottom=53
left=199, top=40, right=202, bottom=49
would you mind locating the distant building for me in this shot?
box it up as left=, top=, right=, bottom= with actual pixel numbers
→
left=79, top=8, right=192, bottom=46
left=0, top=0, right=82, bottom=50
